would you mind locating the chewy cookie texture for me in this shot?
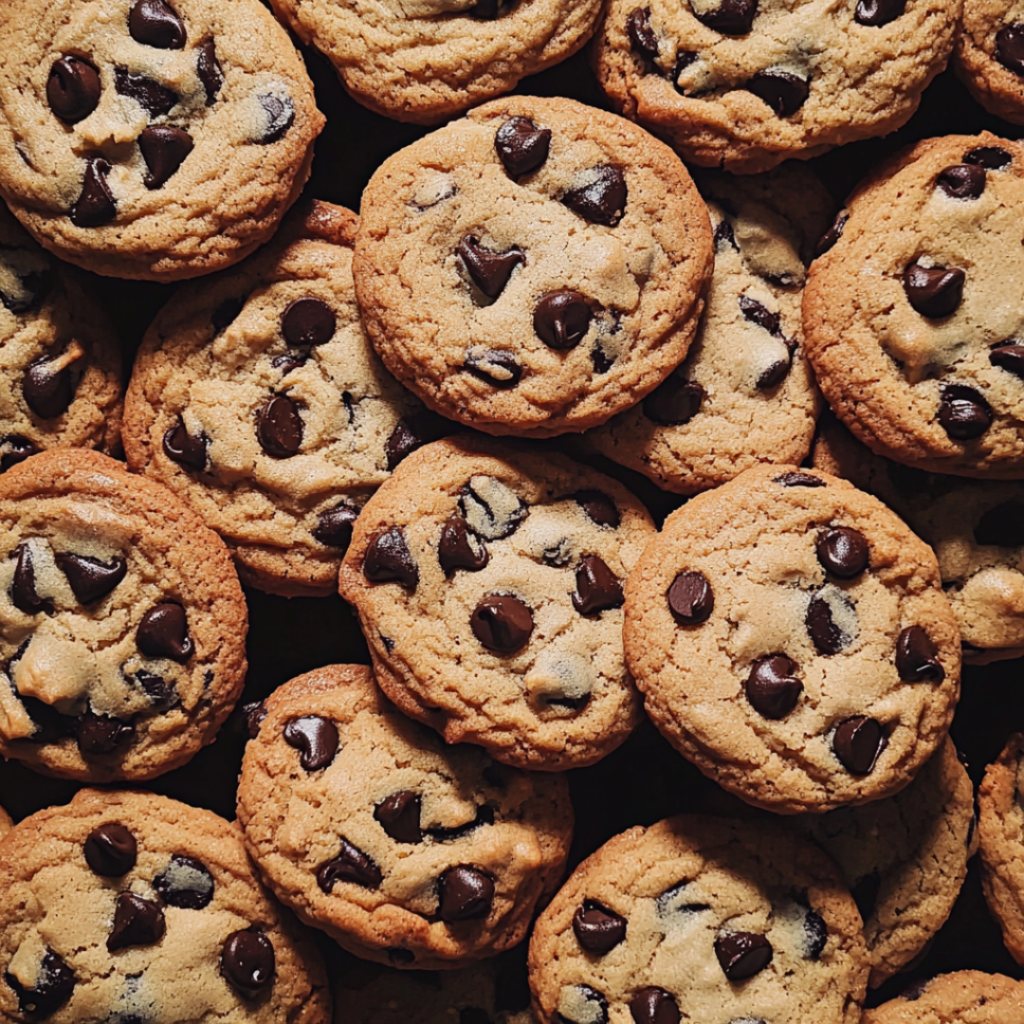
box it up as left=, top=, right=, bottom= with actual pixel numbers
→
left=862, top=970, right=1024, bottom=1022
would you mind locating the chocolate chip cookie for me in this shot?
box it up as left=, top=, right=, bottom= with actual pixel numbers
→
left=624, top=463, right=961, bottom=813
left=0, top=448, right=247, bottom=781
left=814, top=412, right=1024, bottom=663
left=123, top=201, right=436, bottom=598
left=529, top=814, right=869, bottom=1024
left=353, top=95, right=713, bottom=437
left=236, top=664, right=573, bottom=968
left=0, top=0, right=323, bottom=281
left=862, top=971, right=1024, bottom=1023
left=592, top=0, right=960, bottom=172
left=0, top=787, right=331, bottom=1023
left=588, top=164, right=826, bottom=494
left=956, top=0, right=1024, bottom=124
left=794, top=737, right=976, bottom=988
left=338, top=436, right=655, bottom=770
left=804, top=132, right=1024, bottom=478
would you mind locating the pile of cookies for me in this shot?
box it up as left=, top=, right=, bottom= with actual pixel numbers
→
left=1, top=0, right=1024, bottom=1020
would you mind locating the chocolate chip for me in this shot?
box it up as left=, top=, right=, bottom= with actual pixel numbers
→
left=24, top=354, right=75, bottom=419
left=385, top=412, right=449, bottom=470
left=572, top=900, right=626, bottom=954
left=424, top=804, right=494, bottom=842
left=854, top=0, right=905, bottom=25
left=714, top=931, right=773, bottom=980
left=437, top=865, right=494, bottom=921
left=694, top=0, right=757, bottom=34
left=643, top=377, right=704, bottom=426
left=197, top=39, right=223, bottom=104
left=895, top=625, right=944, bottom=682
left=533, top=290, right=592, bottom=350
left=47, top=56, right=101, bottom=124
left=627, top=7, right=659, bottom=59
left=364, top=526, right=418, bottom=589
left=938, top=384, right=992, bottom=440
left=0, top=436, right=38, bottom=473
left=745, top=71, right=809, bottom=116
left=739, top=295, right=781, bottom=335
left=282, top=297, right=336, bottom=347
left=108, top=893, right=165, bottom=951
left=114, top=68, right=178, bottom=116
left=12, top=544, right=52, bottom=615
left=256, top=395, right=303, bottom=458
left=997, top=23, right=1024, bottom=75
left=964, top=146, right=1012, bottom=169
left=130, top=669, right=177, bottom=709
left=745, top=654, right=802, bottom=719
left=139, top=126, right=193, bottom=189
left=461, top=476, right=528, bottom=540
left=903, top=262, right=965, bottom=318
left=439, top=515, right=489, bottom=575
left=465, top=348, right=523, bottom=388
left=562, top=166, right=627, bottom=226
left=470, top=594, right=533, bottom=653
left=757, top=356, right=791, bottom=390
left=714, top=217, right=738, bottom=251
left=241, top=700, right=267, bottom=739
left=129, top=0, right=186, bottom=47
left=629, top=987, right=679, bottom=1024
left=137, top=601, right=194, bottom=662
left=937, top=164, right=986, bottom=200
left=494, top=117, right=551, bottom=178
left=774, top=471, right=825, bottom=486
left=990, top=341, right=1024, bottom=377
left=803, top=909, right=828, bottom=959
left=5, top=948, right=75, bottom=1017
left=162, top=416, right=208, bottom=471
left=574, top=489, right=620, bottom=528
left=672, top=51, right=698, bottom=85
left=313, top=501, right=359, bottom=549
left=805, top=591, right=853, bottom=655
left=153, top=854, right=215, bottom=908
left=573, top=555, right=624, bottom=615
left=975, top=501, right=1024, bottom=546
left=221, top=928, right=275, bottom=997
left=816, top=526, right=869, bottom=578
left=84, top=823, right=138, bottom=876
left=458, top=236, right=526, bottom=299
left=55, top=552, right=127, bottom=604
left=77, top=712, right=134, bottom=755
left=815, top=210, right=849, bottom=257
left=283, top=715, right=339, bottom=770
left=471, top=0, right=505, bottom=18
left=666, top=571, right=714, bottom=625
left=256, top=94, right=295, bottom=143
left=374, top=791, right=423, bottom=843
left=557, top=986, right=608, bottom=1024
left=833, top=716, right=885, bottom=774
left=317, top=838, right=383, bottom=891
left=70, top=156, right=115, bottom=227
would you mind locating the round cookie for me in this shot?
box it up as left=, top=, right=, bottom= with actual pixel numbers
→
left=353, top=95, right=713, bottom=438
left=794, top=737, right=976, bottom=988
left=623, top=463, right=962, bottom=814
left=0, top=787, right=331, bottom=1023
left=337, top=437, right=655, bottom=770
left=591, top=0, right=960, bottom=173
left=814, top=411, right=1024, bottom=663
left=861, top=971, right=1024, bottom=1023
left=956, top=0, right=1024, bottom=124
left=237, top=664, right=573, bottom=968
left=123, top=201, right=437, bottom=598
left=0, top=0, right=323, bottom=281
left=0, top=448, right=247, bottom=781
left=588, top=164, right=826, bottom=494
left=0, top=204, right=122, bottom=467
left=528, top=814, right=869, bottom=1024
left=804, top=132, right=1024, bottom=479
left=268, top=0, right=602, bottom=125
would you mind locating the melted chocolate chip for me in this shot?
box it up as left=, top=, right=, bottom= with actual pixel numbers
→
left=534, top=290, right=592, bottom=350
left=575, top=489, right=620, bottom=528
left=895, top=625, right=944, bottom=682
left=70, top=157, right=116, bottom=227
left=937, top=164, right=986, bottom=200
left=775, top=471, right=825, bottom=487
left=815, top=210, right=849, bottom=257
left=114, top=68, right=178, bottom=116
left=136, top=601, right=194, bottom=662
left=667, top=571, right=714, bottom=625
left=739, top=295, right=781, bottom=335
left=572, top=900, right=626, bottom=954
left=938, top=384, right=992, bottom=440
left=694, top=0, right=757, bottom=34
left=139, top=125, right=193, bottom=189
left=12, top=544, right=52, bottom=615
left=24, top=354, right=76, bottom=419
left=562, top=166, right=628, bottom=226
left=374, top=791, right=423, bottom=843
left=833, top=716, right=885, bottom=774
left=975, top=501, right=1024, bottom=546
left=629, top=987, right=679, bottom=1024
left=471, top=594, right=534, bottom=652
left=997, top=24, right=1024, bottom=75
left=385, top=412, right=449, bottom=471
left=627, top=7, right=659, bottom=59
left=197, top=39, right=223, bottom=104
left=757, top=356, right=791, bottom=390
left=313, top=501, right=360, bottom=549
left=257, top=93, right=295, bottom=143
left=364, top=526, right=419, bottom=589
left=643, top=377, right=704, bottom=425
left=573, top=555, right=624, bottom=615
left=84, top=823, right=138, bottom=876
left=903, top=262, right=965, bottom=318
left=745, top=654, right=802, bottom=719
left=805, top=593, right=852, bottom=655
left=241, top=700, right=267, bottom=739
left=438, top=515, right=489, bottom=575
left=221, top=928, right=275, bottom=997
left=153, top=854, right=215, bottom=908
left=989, top=341, right=1024, bottom=377
left=964, top=146, right=1012, bottom=169
left=816, top=526, right=869, bottom=578
left=854, top=0, right=905, bottom=25
left=55, top=552, right=127, bottom=604
left=317, top=838, right=383, bottom=891
left=494, top=117, right=551, bottom=178
left=714, top=931, right=773, bottom=980
left=108, top=893, right=165, bottom=951
left=459, top=236, right=526, bottom=298
left=437, top=865, right=494, bottom=921
left=745, top=71, right=809, bottom=116
left=129, top=0, right=186, bottom=47
left=283, top=715, right=339, bottom=770
left=465, top=348, right=523, bottom=388
left=256, top=395, right=303, bottom=458
left=47, top=56, right=101, bottom=124
left=282, top=297, right=336, bottom=347
left=77, top=712, right=134, bottom=756
left=163, top=416, right=208, bottom=471
left=5, top=949, right=75, bottom=1017
left=0, top=436, right=39, bottom=473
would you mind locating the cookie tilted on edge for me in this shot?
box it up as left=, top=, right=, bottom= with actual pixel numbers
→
left=862, top=971, right=1024, bottom=1023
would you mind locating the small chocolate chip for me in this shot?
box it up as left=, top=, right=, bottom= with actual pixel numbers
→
left=803, top=909, right=828, bottom=959
left=903, top=262, right=965, bottom=318
left=256, top=395, right=303, bottom=458
left=557, top=986, right=608, bottom=1024
left=163, top=416, right=208, bottom=471
left=24, top=354, right=76, bottom=419
left=131, top=669, right=177, bottom=709
left=975, top=501, right=1024, bottom=546
left=714, top=931, right=773, bottom=980
left=534, top=290, right=592, bottom=350
left=774, top=471, right=825, bottom=487
left=629, top=987, right=679, bottom=1024
left=573, top=555, right=624, bottom=615
left=815, top=210, right=849, bottom=257
left=424, top=804, right=494, bottom=842
left=465, top=348, right=523, bottom=388
left=494, top=117, right=551, bottom=178
left=745, top=654, right=802, bottom=719
left=990, top=341, right=1024, bottom=377
left=317, top=838, right=383, bottom=891
left=816, top=526, right=869, bottom=578
left=84, top=823, right=138, bottom=876
left=459, top=236, right=526, bottom=298
left=47, top=56, right=101, bottom=124
left=805, top=593, right=851, bottom=655
left=0, top=262, right=49, bottom=316
left=139, top=125, right=193, bottom=189
left=256, top=93, right=295, bottom=143
left=470, top=594, right=534, bottom=653
left=757, top=357, right=791, bottom=390
left=137, top=601, right=194, bottom=662
left=282, top=297, right=336, bottom=347
left=833, top=716, right=885, bottom=774
left=895, top=625, right=944, bottom=682
left=55, top=552, right=127, bottom=604
left=937, top=164, right=986, bottom=200
left=70, top=157, right=116, bottom=227
left=745, top=71, right=809, bottom=117
left=241, top=700, right=267, bottom=739
left=437, top=865, right=494, bottom=921
left=0, top=436, right=39, bottom=473
left=153, top=854, right=215, bottom=908
left=385, top=412, right=449, bottom=470
left=5, top=949, right=75, bottom=1017
left=938, top=384, right=992, bottom=440
left=108, top=893, right=165, bottom=951
left=627, top=7, right=660, bottom=60
left=714, top=217, right=738, bottom=251
left=694, top=0, right=757, bottom=34
left=197, top=39, right=223, bottom=104
left=574, top=489, right=620, bottom=528
left=854, top=0, right=905, bottom=25
left=283, top=715, right=339, bottom=771
left=997, top=23, right=1024, bottom=75
left=364, top=526, right=418, bottom=589
left=438, top=515, right=489, bottom=575
left=572, top=900, right=627, bottom=954
left=313, top=501, right=360, bottom=550
left=114, top=68, right=178, bottom=116
left=374, top=791, right=423, bottom=843
left=12, top=544, right=52, bottom=615
left=562, top=166, right=628, bottom=226
left=643, top=377, right=704, bottom=426
left=964, top=146, right=1012, bottom=169
left=129, top=0, right=186, bottom=47
left=221, top=928, right=275, bottom=997
left=77, top=712, right=134, bottom=756
left=666, top=571, right=714, bottom=625
left=739, top=295, right=781, bottom=335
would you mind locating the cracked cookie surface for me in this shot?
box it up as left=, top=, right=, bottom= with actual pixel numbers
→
left=862, top=970, right=1024, bottom=1022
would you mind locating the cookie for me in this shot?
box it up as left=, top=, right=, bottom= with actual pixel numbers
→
left=623, top=462, right=962, bottom=813
left=0, top=787, right=331, bottom=1023
left=814, top=411, right=1024, bottom=663
left=353, top=95, right=713, bottom=437
left=122, top=201, right=438, bottom=598
left=0, top=448, right=247, bottom=781
left=528, top=814, right=869, bottom=1024
left=803, top=132, right=1024, bottom=479
left=337, top=436, right=655, bottom=770
left=591, top=0, right=960, bottom=173
left=861, top=971, right=1024, bottom=1023
left=268, top=0, right=601, bottom=125
left=236, top=664, right=573, bottom=968
left=0, top=0, right=323, bottom=281
left=588, top=164, right=826, bottom=494
left=955, top=0, right=1024, bottom=124
left=0, top=805, right=10, bottom=837
left=794, top=737, right=976, bottom=988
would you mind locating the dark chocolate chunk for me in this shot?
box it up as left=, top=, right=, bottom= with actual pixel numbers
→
left=572, top=900, right=626, bottom=954
left=55, top=552, right=127, bottom=604
left=575, top=490, right=620, bottom=528
left=77, top=712, right=134, bottom=756
left=714, top=931, right=773, bottom=980
left=471, top=594, right=534, bottom=652
left=162, top=416, right=208, bottom=471
left=739, top=295, right=781, bottom=335
left=936, top=164, right=986, bottom=200
left=534, top=290, right=592, bottom=350
left=974, top=501, right=1024, bottom=546
left=745, top=654, right=802, bottom=719
left=0, top=436, right=39, bottom=473
left=757, top=356, right=791, bottom=390
left=438, top=515, right=489, bottom=575
left=437, top=865, right=494, bottom=921
left=815, top=526, right=869, bottom=578
left=573, top=555, right=624, bottom=615
left=803, top=909, right=828, bottom=959
left=256, top=395, right=303, bottom=458
left=774, top=471, right=825, bottom=486
left=256, top=93, right=295, bottom=143
left=693, top=0, right=757, bottom=34
left=70, top=157, right=115, bottom=228
left=714, top=217, right=738, bottom=252
left=494, top=117, right=551, bottom=178
left=47, top=56, right=101, bottom=124
left=424, top=804, right=494, bottom=842
left=108, top=893, right=165, bottom=951
left=317, top=838, right=383, bottom=891
left=84, top=823, right=138, bottom=876
left=815, top=210, right=849, bottom=257
left=364, top=526, right=418, bottom=589
left=221, top=927, right=275, bottom=997
left=374, top=791, right=423, bottom=843
left=283, top=715, right=339, bottom=771
left=964, top=146, right=1012, bottom=169
left=895, top=625, right=944, bottom=682
left=989, top=340, right=1024, bottom=377
left=997, top=23, right=1024, bottom=75
left=854, top=0, right=905, bottom=25
left=12, top=544, right=53, bottom=615
left=139, top=125, right=193, bottom=189
left=938, top=384, right=992, bottom=440
left=385, top=412, right=449, bottom=471
left=114, top=68, right=178, bottom=116
left=241, top=700, right=267, bottom=739
left=833, top=715, right=885, bottom=774
left=458, top=236, right=526, bottom=298
left=5, top=949, right=75, bottom=1017
left=666, top=570, right=714, bottom=625
left=313, top=501, right=360, bottom=549
left=562, top=166, right=628, bottom=226
left=465, top=348, right=522, bottom=388
left=805, top=592, right=852, bottom=655
left=902, top=262, right=965, bottom=318
left=642, top=377, right=704, bottom=426
left=629, top=987, right=679, bottom=1024
left=153, top=854, right=215, bottom=908
left=745, top=70, right=809, bottom=116
left=24, top=353, right=75, bottom=420
left=282, top=297, right=336, bottom=347
left=197, top=39, right=223, bottom=104
left=626, top=7, right=659, bottom=59
left=136, top=601, right=194, bottom=662
left=131, top=669, right=177, bottom=709
left=129, top=0, right=186, bottom=47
